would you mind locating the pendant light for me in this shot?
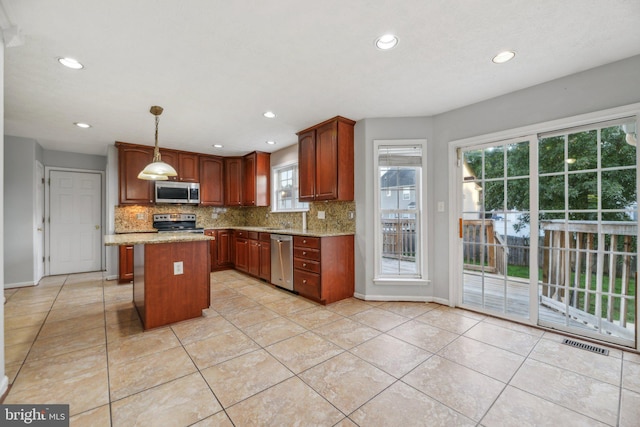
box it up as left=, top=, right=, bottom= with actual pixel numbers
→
left=138, top=106, right=177, bottom=180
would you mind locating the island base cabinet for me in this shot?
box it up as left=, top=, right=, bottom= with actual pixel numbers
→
left=133, top=241, right=210, bottom=330
left=293, top=235, right=354, bottom=304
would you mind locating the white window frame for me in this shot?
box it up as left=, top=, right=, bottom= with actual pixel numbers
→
left=373, top=139, right=429, bottom=285
left=271, top=161, right=309, bottom=213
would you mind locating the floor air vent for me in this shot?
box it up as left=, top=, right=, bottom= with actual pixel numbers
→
left=562, top=338, right=609, bottom=356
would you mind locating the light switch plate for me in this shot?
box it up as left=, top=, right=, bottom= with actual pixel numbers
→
left=437, top=201, right=445, bottom=212
left=317, top=211, right=325, bottom=219
left=174, top=261, right=183, bottom=275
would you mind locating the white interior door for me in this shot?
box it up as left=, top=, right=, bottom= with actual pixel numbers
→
left=34, top=161, right=45, bottom=282
left=49, top=170, right=102, bottom=275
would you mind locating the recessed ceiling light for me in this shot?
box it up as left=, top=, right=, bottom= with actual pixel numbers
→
left=263, top=111, right=276, bottom=119
left=266, top=140, right=276, bottom=145
left=492, top=51, right=516, bottom=64
left=212, top=144, right=223, bottom=148
left=58, top=57, right=84, bottom=69
left=74, top=122, right=91, bottom=128
left=375, top=34, right=398, bottom=50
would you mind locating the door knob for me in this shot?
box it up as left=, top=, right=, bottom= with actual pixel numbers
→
left=37, top=228, right=43, bottom=231
left=95, top=225, right=100, bottom=230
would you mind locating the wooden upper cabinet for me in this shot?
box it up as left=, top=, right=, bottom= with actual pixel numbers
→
left=298, top=130, right=316, bottom=201
left=116, top=142, right=154, bottom=205
left=178, top=153, right=199, bottom=182
left=159, top=150, right=199, bottom=182
left=224, top=157, right=243, bottom=206
left=297, top=116, right=355, bottom=202
left=199, top=155, right=224, bottom=206
left=243, top=151, right=270, bottom=207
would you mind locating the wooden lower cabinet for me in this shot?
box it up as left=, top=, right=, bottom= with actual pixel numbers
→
left=259, top=233, right=271, bottom=281
left=293, top=235, right=354, bottom=304
left=205, top=229, right=233, bottom=271
left=241, top=231, right=270, bottom=281
left=118, top=245, right=134, bottom=283
left=133, top=241, right=210, bottom=330
left=234, top=231, right=249, bottom=273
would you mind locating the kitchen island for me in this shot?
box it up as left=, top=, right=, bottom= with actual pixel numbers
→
left=105, top=232, right=214, bottom=329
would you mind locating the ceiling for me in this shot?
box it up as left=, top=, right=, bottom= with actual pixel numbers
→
left=3, top=0, right=640, bottom=157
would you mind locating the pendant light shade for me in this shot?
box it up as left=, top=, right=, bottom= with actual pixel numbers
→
left=138, top=106, right=177, bottom=180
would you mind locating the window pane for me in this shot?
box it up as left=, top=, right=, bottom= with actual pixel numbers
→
left=377, top=144, right=422, bottom=279
left=568, top=130, right=597, bottom=171
left=539, top=136, right=564, bottom=174
left=602, top=124, right=636, bottom=168
left=484, top=146, right=504, bottom=179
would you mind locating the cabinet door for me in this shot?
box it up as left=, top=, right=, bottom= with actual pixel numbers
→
left=118, top=145, right=154, bottom=204
left=217, top=230, right=232, bottom=266
left=159, top=150, right=179, bottom=181
left=314, top=120, right=339, bottom=200
left=224, top=157, right=243, bottom=206
left=200, top=156, right=224, bottom=206
left=179, top=153, right=199, bottom=182
left=235, top=238, right=248, bottom=272
left=205, top=230, right=217, bottom=271
left=259, top=239, right=271, bottom=281
left=243, top=153, right=256, bottom=206
left=298, top=130, right=316, bottom=201
left=248, top=239, right=260, bottom=276
left=118, top=245, right=134, bottom=283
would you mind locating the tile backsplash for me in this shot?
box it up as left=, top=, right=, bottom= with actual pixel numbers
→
left=114, top=201, right=355, bottom=234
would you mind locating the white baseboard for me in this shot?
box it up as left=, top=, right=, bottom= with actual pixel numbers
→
left=4, top=281, right=36, bottom=289
left=0, top=375, right=8, bottom=399
left=353, top=292, right=451, bottom=305
left=105, top=274, right=119, bottom=281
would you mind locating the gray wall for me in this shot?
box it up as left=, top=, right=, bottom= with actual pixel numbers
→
left=3, top=140, right=108, bottom=287
left=4, top=136, right=38, bottom=286
left=43, top=150, right=106, bottom=171
left=355, top=117, right=434, bottom=300
left=429, top=54, right=640, bottom=300
left=353, top=54, right=640, bottom=302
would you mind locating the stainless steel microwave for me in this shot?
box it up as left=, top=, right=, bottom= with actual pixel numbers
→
left=155, top=181, right=200, bottom=204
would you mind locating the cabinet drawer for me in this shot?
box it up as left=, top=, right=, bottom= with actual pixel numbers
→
left=248, top=231, right=259, bottom=240
left=293, top=236, right=320, bottom=249
left=235, top=230, right=246, bottom=238
left=294, top=269, right=321, bottom=299
left=259, top=232, right=271, bottom=242
left=293, top=258, right=320, bottom=273
left=294, top=247, right=320, bottom=261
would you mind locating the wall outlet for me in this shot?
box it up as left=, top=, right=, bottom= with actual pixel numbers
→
left=136, top=213, right=146, bottom=220
left=173, top=261, right=183, bottom=275
left=211, top=212, right=218, bottom=219
left=317, top=211, right=325, bottom=220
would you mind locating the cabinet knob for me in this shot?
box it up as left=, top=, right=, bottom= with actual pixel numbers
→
left=303, top=263, right=307, bottom=267
left=302, top=279, right=307, bottom=284
left=303, top=239, right=307, bottom=244
left=303, top=251, right=306, bottom=255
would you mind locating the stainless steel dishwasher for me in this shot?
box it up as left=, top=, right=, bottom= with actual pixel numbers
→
left=271, top=234, right=293, bottom=290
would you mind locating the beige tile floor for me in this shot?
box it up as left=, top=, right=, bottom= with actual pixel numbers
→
left=3, top=269, right=640, bottom=426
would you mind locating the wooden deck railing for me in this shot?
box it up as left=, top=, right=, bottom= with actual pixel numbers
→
left=381, top=218, right=417, bottom=261
left=540, top=220, right=636, bottom=338
left=462, top=219, right=508, bottom=274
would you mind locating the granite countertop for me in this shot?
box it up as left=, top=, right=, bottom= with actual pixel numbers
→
left=104, top=232, right=215, bottom=246
left=216, top=226, right=354, bottom=238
